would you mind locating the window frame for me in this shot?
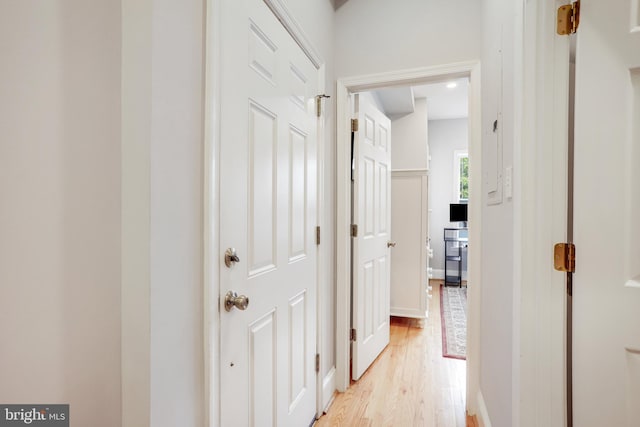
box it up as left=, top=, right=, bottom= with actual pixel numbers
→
left=453, top=149, right=469, bottom=202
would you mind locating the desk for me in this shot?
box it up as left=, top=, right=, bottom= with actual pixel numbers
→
left=444, top=228, right=467, bottom=287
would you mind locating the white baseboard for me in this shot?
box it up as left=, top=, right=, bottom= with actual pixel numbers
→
left=431, top=268, right=445, bottom=279
left=476, top=390, right=492, bottom=427
left=321, top=367, right=336, bottom=412
left=390, top=307, right=427, bottom=319
left=430, top=268, right=468, bottom=281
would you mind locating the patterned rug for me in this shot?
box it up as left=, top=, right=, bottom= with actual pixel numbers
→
left=440, top=284, right=467, bottom=360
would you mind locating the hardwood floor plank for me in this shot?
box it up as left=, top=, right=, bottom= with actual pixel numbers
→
left=316, top=280, right=470, bottom=426
left=466, top=414, right=478, bottom=427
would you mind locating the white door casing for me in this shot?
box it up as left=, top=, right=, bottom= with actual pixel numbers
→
left=351, top=94, right=392, bottom=381
left=573, top=0, right=640, bottom=425
left=334, top=64, right=481, bottom=407
left=218, top=0, right=319, bottom=424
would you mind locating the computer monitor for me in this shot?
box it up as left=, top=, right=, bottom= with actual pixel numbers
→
left=449, top=203, right=468, bottom=223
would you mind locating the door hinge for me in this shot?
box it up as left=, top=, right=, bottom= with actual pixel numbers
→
left=316, top=226, right=321, bottom=245
left=557, top=0, right=580, bottom=35
left=351, top=224, right=358, bottom=238
left=350, top=328, right=357, bottom=341
left=554, top=243, right=576, bottom=272
left=351, top=118, right=359, bottom=132
left=315, top=353, right=320, bottom=373
left=315, top=94, right=330, bottom=117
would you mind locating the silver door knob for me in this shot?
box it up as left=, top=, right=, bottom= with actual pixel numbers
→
left=387, top=241, right=397, bottom=248
left=224, top=248, right=240, bottom=267
left=224, top=291, right=250, bottom=312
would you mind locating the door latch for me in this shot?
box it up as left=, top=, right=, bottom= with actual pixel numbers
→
left=224, top=248, right=240, bottom=268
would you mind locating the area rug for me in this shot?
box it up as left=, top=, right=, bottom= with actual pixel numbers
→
left=440, top=284, right=467, bottom=360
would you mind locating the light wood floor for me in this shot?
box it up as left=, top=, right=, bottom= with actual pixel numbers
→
left=316, top=280, right=476, bottom=427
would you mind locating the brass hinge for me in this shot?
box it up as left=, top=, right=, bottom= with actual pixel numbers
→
left=315, top=94, right=330, bottom=117
left=315, top=353, right=320, bottom=373
left=554, top=243, right=576, bottom=272
left=350, top=328, right=357, bottom=341
left=351, top=224, right=358, bottom=238
left=351, top=118, right=359, bottom=132
left=557, top=0, right=580, bottom=35
left=316, top=226, right=321, bottom=245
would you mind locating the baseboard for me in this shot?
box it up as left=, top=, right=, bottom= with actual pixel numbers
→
left=476, top=390, right=492, bottom=427
left=431, top=268, right=445, bottom=280
left=390, top=307, right=427, bottom=319
left=321, top=367, right=336, bottom=412
left=430, top=269, right=468, bottom=281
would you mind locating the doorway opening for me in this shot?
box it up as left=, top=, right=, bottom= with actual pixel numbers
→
left=333, top=62, right=482, bottom=420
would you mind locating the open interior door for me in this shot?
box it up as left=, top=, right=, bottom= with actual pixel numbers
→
left=573, top=0, right=640, bottom=425
left=351, top=94, right=392, bottom=380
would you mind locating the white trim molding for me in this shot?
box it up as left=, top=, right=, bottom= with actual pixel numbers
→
left=476, top=390, right=493, bottom=427
left=203, top=0, right=222, bottom=425
left=262, top=0, right=324, bottom=69
left=430, top=268, right=468, bottom=281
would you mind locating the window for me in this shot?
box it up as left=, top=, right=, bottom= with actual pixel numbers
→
left=453, top=150, right=469, bottom=202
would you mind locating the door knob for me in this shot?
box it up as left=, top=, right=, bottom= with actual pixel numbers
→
left=224, top=291, right=250, bottom=312
left=387, top=241, right=397, bottom=248
left=224, top=248, right=240, bottom=267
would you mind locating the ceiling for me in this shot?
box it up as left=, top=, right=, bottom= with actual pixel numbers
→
left=369, top=77, right=469, bottom=120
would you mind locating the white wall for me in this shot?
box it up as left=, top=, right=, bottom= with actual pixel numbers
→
left=334, top=0, right=482, bottom=78
left=480, top=0, right=517, bottom=425
left=428, top=118, right=468, bottom=276
left=148, top=0, right=205, bottom=425
left=0, top=1, right=207, bottom=426
left=392, top=98, right=429, bottom=170
left=122, top=0, right=206, bottom=426
left=0, top=2, right=121, bottom=426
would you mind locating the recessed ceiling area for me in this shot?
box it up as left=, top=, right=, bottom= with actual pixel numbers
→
left=371, top=86, right=415, bottom=120
left=367, top=77, right=469, bottom=120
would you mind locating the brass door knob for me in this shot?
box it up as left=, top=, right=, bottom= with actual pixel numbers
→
left=224, top=291, right=250, bottom=312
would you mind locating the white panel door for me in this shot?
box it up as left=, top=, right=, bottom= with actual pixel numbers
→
left=389, top=171, right=428, bottom=320
left=573, top=0, right=640, bottom=425
left=219, top=0, right=318, bottom=425
left=352, top=94, right=391, bottom=380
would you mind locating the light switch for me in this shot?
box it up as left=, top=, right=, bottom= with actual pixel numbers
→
left=505, top=166, right=513, bottom=199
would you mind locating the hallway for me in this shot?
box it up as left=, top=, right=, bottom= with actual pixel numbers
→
left=316, top=280, right=472, bottom=427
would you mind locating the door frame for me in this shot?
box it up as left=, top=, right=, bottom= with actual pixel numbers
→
left=203, top=0, right=326, bottom=425
left=335, top=61, right=483, bottom=414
